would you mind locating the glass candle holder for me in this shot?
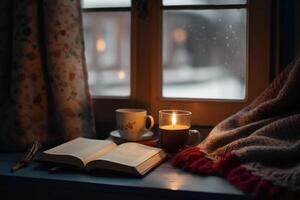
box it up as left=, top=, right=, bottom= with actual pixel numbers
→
left=159, top=110, right=196, bottom=153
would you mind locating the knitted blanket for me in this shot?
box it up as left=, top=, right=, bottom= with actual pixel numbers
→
left=172, top=59, right=300, bottom=200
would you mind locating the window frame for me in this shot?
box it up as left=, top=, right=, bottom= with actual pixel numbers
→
left=83, top=0, right=271, bottom=126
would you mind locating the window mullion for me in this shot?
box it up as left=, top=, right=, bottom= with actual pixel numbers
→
left=133, top=0, right=161, bottom=116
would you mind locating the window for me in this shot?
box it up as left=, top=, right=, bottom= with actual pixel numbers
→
left=82, top=0, right=271, bottom=125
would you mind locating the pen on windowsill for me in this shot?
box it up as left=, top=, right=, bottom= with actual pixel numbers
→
left=11, top=141, right=42, bottom=173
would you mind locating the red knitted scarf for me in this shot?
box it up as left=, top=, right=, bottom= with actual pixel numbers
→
left=173, top=148, right=298, bottom=199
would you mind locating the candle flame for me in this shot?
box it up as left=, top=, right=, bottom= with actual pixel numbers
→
left=171, top=112, right=177, bottom=127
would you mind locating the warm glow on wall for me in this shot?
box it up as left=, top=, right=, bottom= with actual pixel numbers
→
left=96, top=37, right=106, bottom=52
left=172, top=28, right=187, bottom=44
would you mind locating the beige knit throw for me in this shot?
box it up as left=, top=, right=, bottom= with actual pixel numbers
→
left=173, top=59, right=300, bottom=199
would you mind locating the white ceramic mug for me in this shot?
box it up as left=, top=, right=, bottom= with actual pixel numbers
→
left=116, top=108, right=154, bottom=141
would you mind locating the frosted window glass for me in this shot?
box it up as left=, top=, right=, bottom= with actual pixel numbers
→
left=83, top=12, right=131, bottom=96
left=163, top=9, right=247, bottom=99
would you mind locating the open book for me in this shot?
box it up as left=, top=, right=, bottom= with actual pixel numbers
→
left=39, top=137, right=166, bottom=176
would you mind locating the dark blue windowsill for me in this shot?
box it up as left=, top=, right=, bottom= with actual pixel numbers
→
left=0, top=153, right=254, bottom=200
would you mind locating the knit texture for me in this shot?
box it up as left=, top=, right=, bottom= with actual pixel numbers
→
left=173, top=59, right=300, bottom=199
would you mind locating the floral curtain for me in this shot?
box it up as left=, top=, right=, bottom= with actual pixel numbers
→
left=0, top=0, right=95, bottom=151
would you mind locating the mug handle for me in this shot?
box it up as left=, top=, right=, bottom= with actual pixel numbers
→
left=186, top=129, right=203, bottom=147
left=145, top=115, right=154, bottom=131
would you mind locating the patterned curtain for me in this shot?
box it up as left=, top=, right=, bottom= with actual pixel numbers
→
left=0, top=0, right=95, bottom=151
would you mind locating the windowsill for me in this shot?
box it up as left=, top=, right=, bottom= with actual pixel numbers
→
left=0, top=126, right=253, bottom=199
left=0, top=126, right=253, bottom=200
left=0, top=153, right=253, bottom=200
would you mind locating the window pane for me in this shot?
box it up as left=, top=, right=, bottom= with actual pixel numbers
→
left=83, top=12, right=131, bottom=97
left=82, top=0, right=131, bottom=8
left=163, top=9, right=247, bottom=99
left=163, top=0, right=246, bottom=6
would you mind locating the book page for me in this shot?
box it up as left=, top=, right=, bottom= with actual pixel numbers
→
left=95, top=143, right=162, bottom=167
left=43, top=137, right=117, bottom=165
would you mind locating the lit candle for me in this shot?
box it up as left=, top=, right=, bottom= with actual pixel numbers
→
left=160, top=112, right=190, bottom=130
left=159, top=110, right=192, bottom=152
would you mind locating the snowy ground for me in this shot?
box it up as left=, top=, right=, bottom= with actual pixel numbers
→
left=88, top=66, right=245, bottom=100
